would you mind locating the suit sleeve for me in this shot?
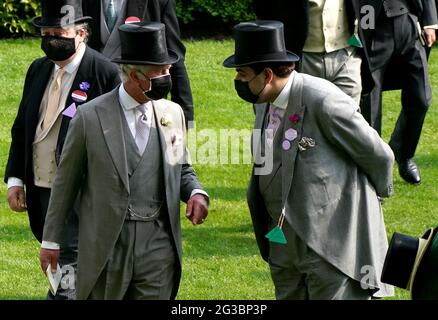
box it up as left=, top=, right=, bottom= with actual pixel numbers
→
left=42, top=107, right=87, bottom=243
left=422, top=0, right=438, bottom=26
left=162, top=0, right=194, bottom=124
left=317, top=93, right=395, bottom=198
left=4, top=61, right=37, bottom=183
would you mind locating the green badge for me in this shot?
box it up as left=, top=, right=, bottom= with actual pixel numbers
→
left=265, top=208, right=287, bottom=244
left=348, top=34, right=363, bottom=48
left=265, top=226, right=287, bottom=244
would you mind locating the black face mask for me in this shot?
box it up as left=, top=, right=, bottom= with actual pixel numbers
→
left=143, top=74, right=172, bottom=101
left=41, top=35, right=76, bottom=61
left=234, top=73, right=266, bottom=104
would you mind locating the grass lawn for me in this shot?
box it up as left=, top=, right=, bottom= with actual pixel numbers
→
left=0, top=38, right=437, bottom=300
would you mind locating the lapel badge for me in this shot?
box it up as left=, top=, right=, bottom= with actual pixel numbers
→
left=282, top=140, right=291, bottom=151
left=125, top=16, right=141, bottom=24
left=71, top=90, right=88, bottom=103
left=62, top=103, right=77, bottom=118
left=284, top=128, right=297, bottom=141
left=298, top=137, right=315, bottom=151
left=79, top=81, right=91, bottom=91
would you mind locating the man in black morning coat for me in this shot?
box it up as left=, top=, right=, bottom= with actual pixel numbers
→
left=4, top=0, right=120, bottom=299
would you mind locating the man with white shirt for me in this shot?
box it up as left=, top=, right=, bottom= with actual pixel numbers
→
left=224, top=21, right=394, bottom=299
left=39, top=22, right=209, bottom=300
left=82, top=0, right=196, bottom=127
left=253, top=0, right=365, bottom=104
left=4, top=0, right=120, bottom=299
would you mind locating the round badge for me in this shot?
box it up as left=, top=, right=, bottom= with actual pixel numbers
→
left=284, top=128, right=297, bottom=141
left=71, top=90, right=88, bottom=103
left=125, top=16, right=141, bottom=24
left=282, top=140, right=291, bottom=151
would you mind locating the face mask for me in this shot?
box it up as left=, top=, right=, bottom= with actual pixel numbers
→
left=143, top=74, right=172, bottom=101
left=41, top=35, right=77, bottom=61
left=234, top=73, right=266, bottom=104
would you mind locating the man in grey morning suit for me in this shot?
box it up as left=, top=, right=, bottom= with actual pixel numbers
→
left=39, top=22, right=209, bottom=300
left=224, top=21, right=395, bottom=299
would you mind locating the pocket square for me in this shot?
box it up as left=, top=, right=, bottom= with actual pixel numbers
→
left=171, top=131, right=183, bottom=147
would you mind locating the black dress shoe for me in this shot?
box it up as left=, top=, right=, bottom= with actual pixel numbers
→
left=398, top=158, right=421, bottom=184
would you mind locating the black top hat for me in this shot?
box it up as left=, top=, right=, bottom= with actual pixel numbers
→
left=411, top=227, right=438, bottom=299
left=223, top=20, right=299, bottom=68
left=112, top=22, right=180, bottom=66
left=32, top=0, right=92, bottom=28
left=381, top=227, right=438, bottom=299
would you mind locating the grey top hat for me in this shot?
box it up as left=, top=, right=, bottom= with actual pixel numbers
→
left=223, top=20, right=299, bottom=68
left=32, top=0, right=92, bottom=28
left=112, top=22, right=180, bottom=65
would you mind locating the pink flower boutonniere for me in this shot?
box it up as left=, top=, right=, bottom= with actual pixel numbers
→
left=288, top=114, right=300, bottom=123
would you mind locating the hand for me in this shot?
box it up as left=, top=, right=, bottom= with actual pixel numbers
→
left=186, top=194, right=209, bottom=225
left=7, top=186, right=27, bottom=212
left=424, top=28, right=436, bottom=47
left=40, top=248, right=60, bottom=274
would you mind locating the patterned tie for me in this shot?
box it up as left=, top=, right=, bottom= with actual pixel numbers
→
left=265, top=104, right=283, bottom=147
left=135, top=104, right=149, bottom=154
left=42, top=68, right=65, bottom=130
left=105, top=0, right=117, bottom=33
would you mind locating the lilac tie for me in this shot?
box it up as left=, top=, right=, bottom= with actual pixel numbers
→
left=265, top=105, right=283, bottom=146
left=135, top=104, right=149, bottom=154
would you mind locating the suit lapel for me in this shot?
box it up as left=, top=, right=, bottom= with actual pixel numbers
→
left=281, top=72, right=305, bottom=203
left=95, top=87, right=130, bottom=193
left=27, top=59, right=54, bottom=141
left=66, top=47, right=94, bottom=110
left=252, top=103, right=269, bottom=165
left=152, top=100, right=171, bottom=183
left=55, top=47, right=95, bottom=163
left=102, top=0, right=129, bottom=59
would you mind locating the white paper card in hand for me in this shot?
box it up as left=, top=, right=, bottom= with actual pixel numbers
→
left=46, top=263, right=62, bottom=295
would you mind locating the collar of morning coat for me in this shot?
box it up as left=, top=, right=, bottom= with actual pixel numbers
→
left=54, top=42, right=86, bottom=74
left=272, top=70, right=296, bottom=110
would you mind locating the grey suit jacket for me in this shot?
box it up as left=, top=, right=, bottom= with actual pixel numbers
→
left=247, top=72, right=395, bottom=297
left=42, top=86, right=203, bottom=299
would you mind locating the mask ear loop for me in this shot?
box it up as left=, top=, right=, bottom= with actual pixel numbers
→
left=255, top=69, right=269, bottom=96
left=136, top=71, right=152, bottom=92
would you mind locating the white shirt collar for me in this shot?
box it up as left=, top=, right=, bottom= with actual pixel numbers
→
left=54, top=42, right=86, bottom=74
left=119, top=84, right=141, bottom=110
left=119, top=83, right=153, bottom=111
left=272, top=70, right=296, bottom=110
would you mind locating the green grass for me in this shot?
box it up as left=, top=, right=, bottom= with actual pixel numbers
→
left=0, top=38, right=437, bottom=300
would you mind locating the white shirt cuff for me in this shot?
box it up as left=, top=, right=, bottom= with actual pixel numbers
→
left=7, top=177, right=24, bottom=189
left=424, top=25, right=438, bottom=29
left=41, top=241, right=60, bottom=250
left=190, top=189, right=209, bottom=200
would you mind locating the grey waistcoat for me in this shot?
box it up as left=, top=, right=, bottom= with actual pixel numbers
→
left=121, top=108, right=166, bottom=221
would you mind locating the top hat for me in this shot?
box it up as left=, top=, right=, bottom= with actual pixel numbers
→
left=112, top=22, right=180, bottom=66
left=223, top=20, right=299, bottom=68
left=381, top=227, right=438, bottom=299
left=32, top=0, right=92, bottom=28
